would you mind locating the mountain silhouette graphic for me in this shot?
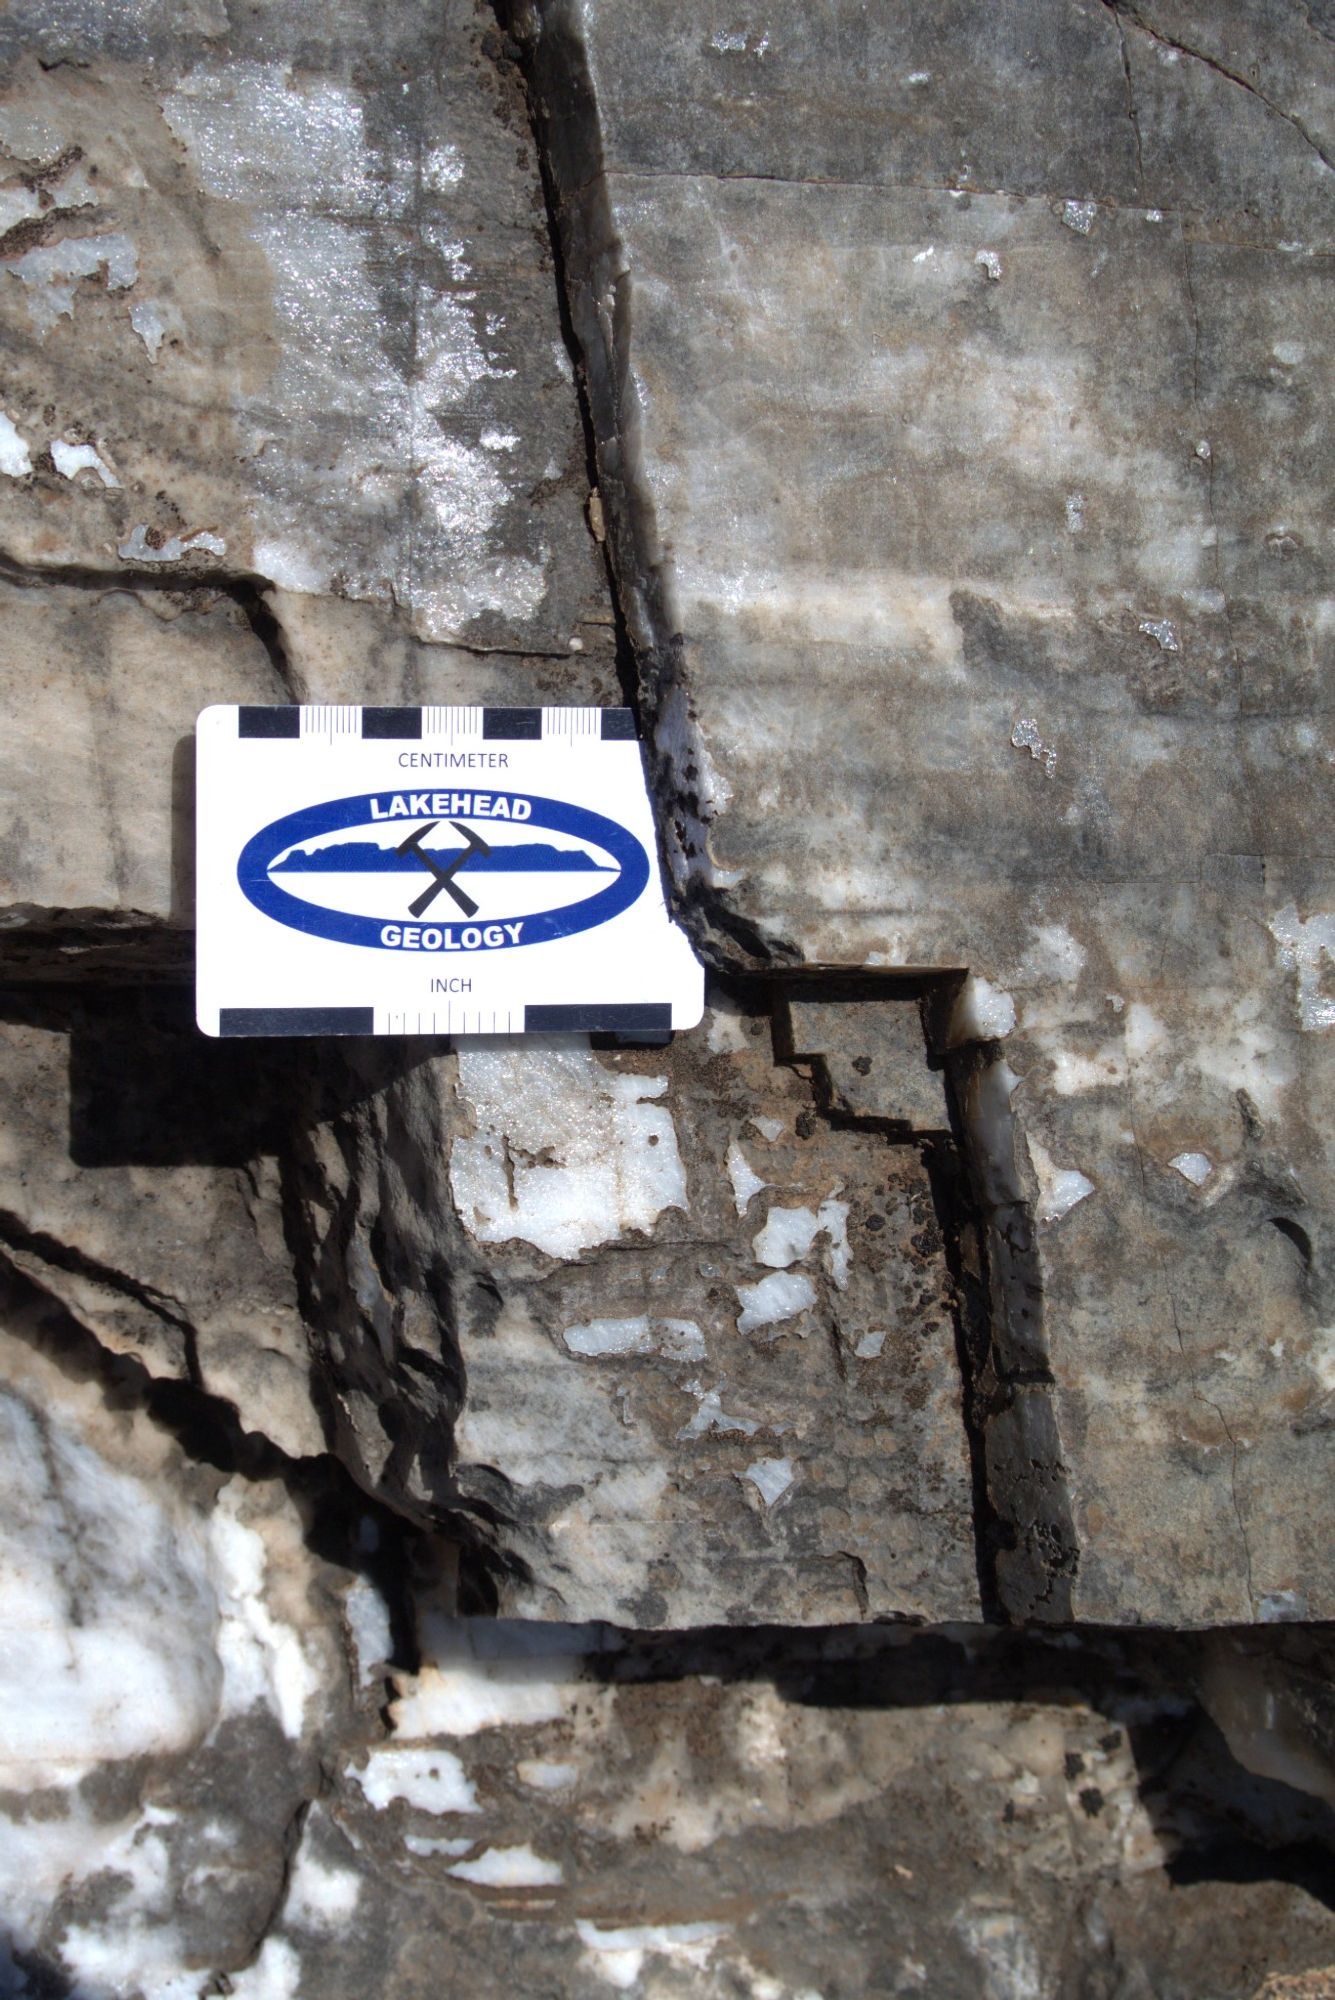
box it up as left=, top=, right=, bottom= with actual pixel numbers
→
left=272, top=839, right=612, bottom=874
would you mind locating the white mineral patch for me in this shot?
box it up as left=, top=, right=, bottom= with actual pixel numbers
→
left=284, top=1841, right=361, bottom=1929
left=749, top=1115, right=785, bottom=1142
left=254, top=536, right=327, bottom=594
left=451, top=1045, right=687, bottom=1258
left=516, top=1759, right=579, bottom=1792
left=424, top=142, right=465, bottom=190
left=225, top=1937, right=302, bottom=2000
left=820, top=1199, right=852, bottom=1288
left=727, top=1136, right=768, bottom=1213
left=118, top=524, right=227, bottom=562
left=1018, top=924, right=1086, bottom=985
left=948, top=972, right=1016, bottom=1045
left=706, top=1001, right=752, bottom=1053
left=1314, top=1327, right=1335, bottom=1394
left=742, top=1457, right=794, bottom=1507
left=975, top=249, right=1002, bottom=280
left=1065, top=491, right=1085, bottom=533
left=735, top=1270, right=818, bottom=1335
left=854, top=1329, right=888, bottom=1359
left=8, top=1798, right=199, bottom=1997
left=1061, top=199, right=1097, bottom=234
left=751, top=1198, right=849, bottom=1287
left=1011, top=717, right=1057, bottom=776
left=1269, top=903, right=1335, bottom=1031
left=576, top=1920, right=729, bottom=1992
left=165, top=63, right=388, bottom=209
left=415, top=549, right=551, bottom=638
left=392, top=1622, right=576, bottom=1738
left=404, top=1835, right=474, bottom=1858
left=677, top=1382, right=761, bottom=1440
left=1123, top=1002, right=1169, bottom=1062
left=349, top=1746, right=479, bottom=1814
left=956, top=1907, right=1042, bottom=2000
left=5, top=232, right=138, bottom=333
left=129, top=298, right=174, bottom=358
left=392, top=1662, right=568, bottom=1739
left=752, top=1203, right=823, bottom=1267
left=0, top=411, right=31, bottom=476
left=208, top=1482, right=319, bottom=1740
left=448, top=1844, right=564, bottom=1888
left=0, top=181, right=38, bottom=233
left=1138, top=616, right=1181, bottom=653
left=563, top=1316, right=706, bottom=1361
left=0, top=1387, right=220, bottom=1789
left=163, top=63, right=543, bottom=641
left=1170, top=1151, right=1214, bottom=1186
left=343, top=1573, right=392, bottom=1686
left=51, top=438, right=119, bottom=486
left=1027, top=1137, right=1095, bottom=1225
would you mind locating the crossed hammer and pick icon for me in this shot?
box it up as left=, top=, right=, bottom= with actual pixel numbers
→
left=396, top=821, right=492, bottom=919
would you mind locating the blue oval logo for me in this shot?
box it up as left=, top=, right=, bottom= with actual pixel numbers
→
left=237, top=789, right=650, bottom=953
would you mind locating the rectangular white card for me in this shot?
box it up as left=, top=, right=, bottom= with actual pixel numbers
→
left=195, top=704, right=705, bottom=1038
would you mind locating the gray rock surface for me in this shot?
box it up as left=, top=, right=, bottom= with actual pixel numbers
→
left=281, top=995, right=979, bottom=1624
left=521, top=0, right=1335, bottom=1624
left=0, top=0, right=605, bottom=651
left=0, top=991, right=322, bottom=1456
left=0, top=0, right=1333, bottom=1992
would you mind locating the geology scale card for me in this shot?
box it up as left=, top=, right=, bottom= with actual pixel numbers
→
left=195, top=704, right=704, bottom=1038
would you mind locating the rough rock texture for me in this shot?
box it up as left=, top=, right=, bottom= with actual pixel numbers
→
left=0, top=991, right=323, bottom=1456
left=1, top=0, right=1334, bottom=1993
left=519, top=0, right=1335, bottom=1625
left=225, top=1617, right=1335, bottom=2000
left=0, top=0, right=605, bottom=649
left=0, top=0, right=625, bottom=965
left=0, top=1299, right=364, bottom=1996
left=276, top=992, right=979, bottom=1624
left=444, top=998, right=977, bottom=1623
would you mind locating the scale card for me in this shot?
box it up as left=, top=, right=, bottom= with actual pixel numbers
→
left=195, top=704, right=705, bottom=1038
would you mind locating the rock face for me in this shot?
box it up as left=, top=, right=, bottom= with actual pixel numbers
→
left=1, top=0, right=1334, bottom=1994
left=521, top=0, right=1335, bottom=1625
left=0, top=0, right=605, bottom=651
left=446, top=1003, right=978, bottom=1624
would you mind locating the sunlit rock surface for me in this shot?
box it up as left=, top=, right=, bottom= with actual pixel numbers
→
left=0, top=1315, right=355, bottom=1995
left=0, top=0, right=1333, bottom=1991
left=446, top=1005, right=979, bottom=1623
left=0, top=0, right=604, bottom=652
left=523, top=0, right=1335, bottom=1624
